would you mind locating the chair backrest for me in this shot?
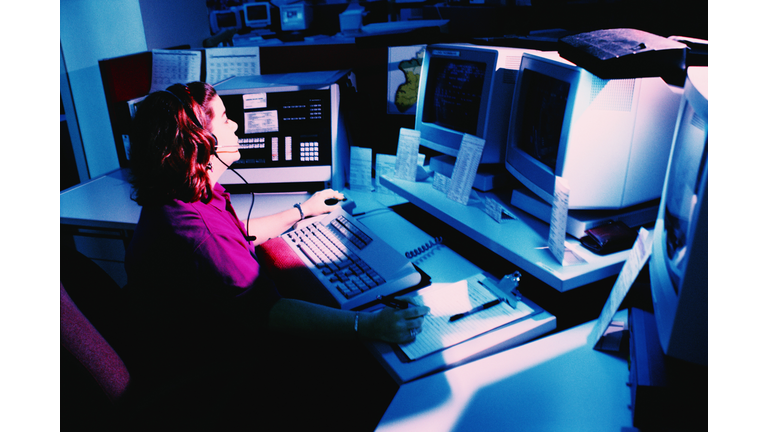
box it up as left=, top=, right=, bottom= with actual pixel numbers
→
left=60, top=282, right=131, bottom=403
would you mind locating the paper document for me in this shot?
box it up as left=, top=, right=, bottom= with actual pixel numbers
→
left=547, top=176, right=570, bottom=264
left=376, top=154, right=398, bottom=195
left=447, top=134, right=485, bottom=205
left=150, top=50, right=202, bottom=93
left=399, top=274, right=533, bottom=361
left=588, top=228, right=652, bottom=349
left=394, top=128, right=421, bottom=181
left=349, top=146, right=373, bottom=191
left=205, top=47, right=260, bottom=85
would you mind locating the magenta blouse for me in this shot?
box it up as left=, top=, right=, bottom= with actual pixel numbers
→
left=124, top=183, right=280, bottom=384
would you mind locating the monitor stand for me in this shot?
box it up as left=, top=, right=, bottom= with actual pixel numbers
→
left=511, top=187, right=659, bottom=238
left=429, top=155, right=503, bottom=192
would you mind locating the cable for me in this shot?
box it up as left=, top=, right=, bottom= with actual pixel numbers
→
left=163, top=87, right=257, bottom=241
left=215, top=153, right=257, bottom=242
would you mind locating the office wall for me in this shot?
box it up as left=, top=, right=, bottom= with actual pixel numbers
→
left=138, top=0, right=211, bottom=50
left=61, top=0, right=147, bottom=180
left=61, top=0, right=211, bottom=183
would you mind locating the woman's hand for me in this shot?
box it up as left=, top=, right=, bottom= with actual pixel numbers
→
left=300, top=189, right=345, bottom=219
left=360, top=300, right=430, bottom=344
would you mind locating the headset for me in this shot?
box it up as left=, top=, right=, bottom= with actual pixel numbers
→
left=163, top=86, right=257, bottom=242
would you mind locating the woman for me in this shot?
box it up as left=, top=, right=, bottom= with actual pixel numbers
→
left=123, top=82, right=428, bottom=427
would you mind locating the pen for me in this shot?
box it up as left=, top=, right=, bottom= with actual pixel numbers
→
left=449, top=299, right=502, bottom=322
left=377, top=295, right=409, bottom=309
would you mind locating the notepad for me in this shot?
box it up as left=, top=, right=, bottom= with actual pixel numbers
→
left=399, top=274, right=534, bottom=361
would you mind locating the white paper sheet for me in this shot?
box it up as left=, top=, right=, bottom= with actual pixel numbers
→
left=349, top=146, right=374, bottom=191
left=150, top=49, right=202, bottom=93
left=399, top=275, right=533, bottom=361
left=204, top=46, right=260, bottom=84
left=447, top=134, right=485, bottom=205
left=547, top=176, right=570, bottom=264
left=588, top=228, right=653, bottom=349
left=394, top=128, right=421, bottom=182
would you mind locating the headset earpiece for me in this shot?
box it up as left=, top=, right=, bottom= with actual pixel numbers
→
left=163, top=86, right=217, bottom=155
left=163, top=88, right=203, bottom=129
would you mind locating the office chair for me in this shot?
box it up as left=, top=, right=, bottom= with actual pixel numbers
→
left=60, top=247, right=134, bottom=429
left=60, top=282, right=131, bottom=402
left=59, top=250, right=262, bottom=429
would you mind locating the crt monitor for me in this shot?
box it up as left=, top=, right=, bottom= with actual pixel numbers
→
left=505, top=51, right=683, bottom=210
left=213, top=70, right=352, bottom=192
left=279, top=2, right=312, bottom=32
left=210, top=8, right=242, bottom=34
left=649, top=66, right=708, bottom=365
left=415, top=44, right=540, bottom=166
left=243, top=2, right=272, bottom=29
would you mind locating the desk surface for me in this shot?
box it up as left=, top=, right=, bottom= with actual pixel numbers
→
left=357, top=209, right=556, bottom=384
left=60, top=169, right=140, bottom=230
left=59, top=168, right=408, bottom=230
left=376, top=318, right=633, bottom=432
left=381, top=175, right=630, bottom=292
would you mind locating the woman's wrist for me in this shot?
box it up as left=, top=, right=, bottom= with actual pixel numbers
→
left=356, top=311, right=376, bottom=340
left=293, top=203, right=304, bottom=221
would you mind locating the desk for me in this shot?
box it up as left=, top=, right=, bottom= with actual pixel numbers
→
left=61, top=168, right=635, bottom=431
left=59, top=167, right=406, bottom=287
left=59, top=168, right=407, bottom=230
left=60, top=168, right=556, bottom=386
left=60, top=169, right=141, bottom=230
left=381, top=175, right=630, bottom=292
left=376, top=318, right=634, bottom=432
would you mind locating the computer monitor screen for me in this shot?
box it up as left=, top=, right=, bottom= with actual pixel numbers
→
left=505, top=52, right=683, bottom=210
left=280, top=3, right=311, bottom=32
left=214, top=71, right=351, bottom=192
left=421, top=57, right=487, bottom=136
left=244, top=3, right=271, bottom=28
left=515, top=69, right=570, bottom=172
left=210, top=9, right=241, bottom=34
left=415, top=44, right=538, bottom=166
left=649, top=66, right=708, bottom=365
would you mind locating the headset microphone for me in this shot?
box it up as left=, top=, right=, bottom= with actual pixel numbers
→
left=164, top=87, right=257, bottom=242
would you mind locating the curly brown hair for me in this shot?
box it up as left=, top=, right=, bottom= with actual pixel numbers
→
left=128, top=83, right=218, bottom=206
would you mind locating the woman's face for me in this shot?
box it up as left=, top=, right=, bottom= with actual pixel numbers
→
left=208, top=94, right=240, bottom=165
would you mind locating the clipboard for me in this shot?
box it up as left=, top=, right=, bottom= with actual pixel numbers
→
left=391, top=273, right=540, bottom=361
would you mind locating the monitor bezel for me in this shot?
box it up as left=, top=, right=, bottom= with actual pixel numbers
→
left=415, top=45, right=500, bottom=159
left=648, top=66, right=708, bottom=365
left=243, top=2, right=272, bottom=29
left=504, top=53, right=583, bottom=205
left=280, top=3, right=309, bottom=32
left=210, top=9, right=242, bottom=34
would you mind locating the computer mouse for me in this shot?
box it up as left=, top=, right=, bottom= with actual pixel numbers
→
left=324, top=197, right=347, bottom=206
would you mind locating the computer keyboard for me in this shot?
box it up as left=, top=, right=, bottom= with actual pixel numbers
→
left=281, top=207, right=423, bottom=310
